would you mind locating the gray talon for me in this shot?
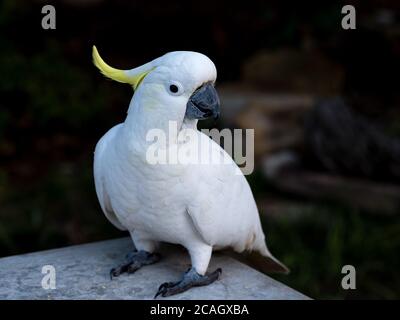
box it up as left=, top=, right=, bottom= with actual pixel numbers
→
left=110, top=250, right=160, bottom=279
left=154, top=267, right=222, bottom=298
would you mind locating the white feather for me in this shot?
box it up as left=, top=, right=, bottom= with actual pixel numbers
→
left=93, top=51, right=286, bottom=275
left=93, top=124, right=126, bottom=231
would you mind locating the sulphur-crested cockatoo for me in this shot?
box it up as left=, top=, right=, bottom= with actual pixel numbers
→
left=92, top=46, right=288, bottom=298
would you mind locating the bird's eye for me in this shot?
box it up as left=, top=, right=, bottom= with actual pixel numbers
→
left=169, top=85, right=178, bottom=93
left=167, top=81, right=183, bottom=96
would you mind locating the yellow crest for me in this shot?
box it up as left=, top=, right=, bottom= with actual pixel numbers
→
left=92, top=46, right=152, bottom=90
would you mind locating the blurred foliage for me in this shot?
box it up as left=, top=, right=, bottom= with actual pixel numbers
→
left=247, top=170, right=400, bottom=299
left=265, top=204, right=400, bottom=299
left=0, top=0, right=126, bottom=253
left=0, top=158, right=123, bottom=256
left=0, top=43, right=105, bottom=128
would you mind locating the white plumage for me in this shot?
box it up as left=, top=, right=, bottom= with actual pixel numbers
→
left=93, top=50, right=288, bottom=280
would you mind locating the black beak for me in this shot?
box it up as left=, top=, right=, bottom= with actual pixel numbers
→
left=185, top=83, right=220, bottom=120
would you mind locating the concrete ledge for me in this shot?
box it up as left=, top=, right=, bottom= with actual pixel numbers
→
left=0, top=237, right=309, bottom=300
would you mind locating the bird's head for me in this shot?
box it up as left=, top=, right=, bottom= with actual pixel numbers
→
left=92, top=46, right=220, bottom=126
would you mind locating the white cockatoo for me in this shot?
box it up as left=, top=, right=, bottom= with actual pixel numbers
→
left=92, top=46, right=288, bottom=298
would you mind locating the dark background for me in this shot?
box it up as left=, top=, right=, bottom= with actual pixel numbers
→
left=0, top=0, right=399, bottom=299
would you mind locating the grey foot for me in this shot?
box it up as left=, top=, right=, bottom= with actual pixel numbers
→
left=154, top=267, right=222, bottom=298
left=110, top=250, right=161, bottom=279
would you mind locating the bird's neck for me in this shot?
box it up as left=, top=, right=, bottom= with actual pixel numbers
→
left=122, top=98, right=199, bottom=151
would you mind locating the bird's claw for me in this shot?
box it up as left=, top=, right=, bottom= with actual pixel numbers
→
left=154, top=282, right=175, bottom=298
left=110, top=268, right=119, bottom=280
left=110, top=250, right=160, bottom=280
left=154, top=267, right=222, bottom=298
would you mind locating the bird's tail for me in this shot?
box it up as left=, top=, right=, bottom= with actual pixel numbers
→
left=227, top=247, right=289, bottom=274
left=228, top=232, right=290, bottom=275
left=252, top=245, right=290, bottom=274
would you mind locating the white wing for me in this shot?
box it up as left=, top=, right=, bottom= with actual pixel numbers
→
left=186, top=132, right=272, bottom=255
left=185, top=132, right=288, bottom=272
left=93, top=123, right=127, bottom=231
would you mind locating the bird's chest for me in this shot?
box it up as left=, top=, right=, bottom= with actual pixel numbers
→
left=106, top=152, right=189, bottom=235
